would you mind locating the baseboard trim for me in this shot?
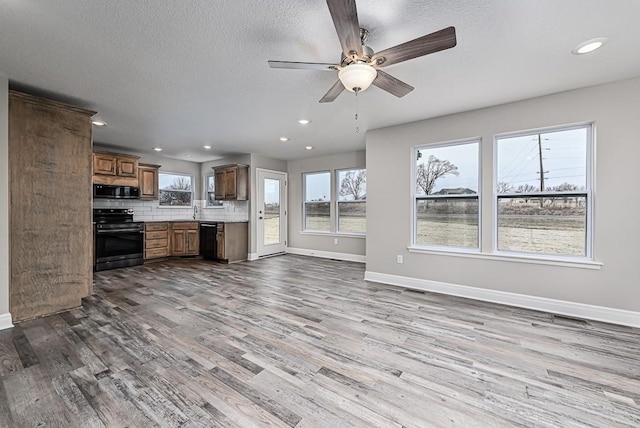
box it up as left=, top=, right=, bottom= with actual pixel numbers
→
left=0, top=312, right=14, bottom=330
left=364, top=271, right=640, bottom=328
left=286, top=247, right=366, bottom=263
left=248, top=253, right=259, bottom=261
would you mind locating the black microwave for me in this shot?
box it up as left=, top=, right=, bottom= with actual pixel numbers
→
left=93, top=184, right=140, bottom=199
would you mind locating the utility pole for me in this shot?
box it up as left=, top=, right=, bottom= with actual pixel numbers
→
left=537, top=134, right=545, bottom=192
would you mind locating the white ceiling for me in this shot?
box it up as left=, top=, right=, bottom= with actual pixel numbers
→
left=1, top=0, right=639, bottom=162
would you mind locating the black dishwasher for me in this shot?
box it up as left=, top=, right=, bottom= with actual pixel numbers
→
left=200, top=223, right=218, bottom=260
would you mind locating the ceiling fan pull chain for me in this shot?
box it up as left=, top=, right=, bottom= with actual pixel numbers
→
left=355, top=90, right=360, bottom=134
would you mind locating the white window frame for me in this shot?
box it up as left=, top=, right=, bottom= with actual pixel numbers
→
left=158, top=171, right=194, bottom=207
left=412, top=138, right=482, bottom=252
left=204, top=174, right=223, bottom=208
left=303, top=171, right=331, bottom=232
left=493, top=122, right=594, bottom=259
left=336, top=167, right=366, bottom=235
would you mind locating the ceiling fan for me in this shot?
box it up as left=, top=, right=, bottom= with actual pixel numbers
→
left=268, top=0, right=457, bottom=103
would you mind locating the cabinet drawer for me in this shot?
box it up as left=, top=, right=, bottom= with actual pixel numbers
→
left=145, top=247, right=170, bottom=259
left=171, top=222, right=199, bottom=230
left=146, top=238, right=169, bottom=249
left=145, top=222, right=169, bottom=232
left=146, top=230, right=168, bottom=240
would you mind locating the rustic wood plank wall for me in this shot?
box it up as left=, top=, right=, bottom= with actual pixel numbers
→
left=8, top=91, right=95, bottom=322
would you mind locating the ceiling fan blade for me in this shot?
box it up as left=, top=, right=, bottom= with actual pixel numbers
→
left=319, top=80, right=345, bottom=103
left=326, top=0, right=362, bottom=60
left=372, top=70, right=414, bottom=98
left=372, top=26, right=457, bottom=67
left=268, top=60, right=338, bottom=71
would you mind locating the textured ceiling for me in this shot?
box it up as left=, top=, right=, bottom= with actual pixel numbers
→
left=1, top=0, right=639, bottom=162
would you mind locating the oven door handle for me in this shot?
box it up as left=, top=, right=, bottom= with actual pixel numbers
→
left=96, top=228, right=145, bottom=234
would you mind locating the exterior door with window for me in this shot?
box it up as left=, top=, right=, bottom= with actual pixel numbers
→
left=257, top=169, right=287, bottom=257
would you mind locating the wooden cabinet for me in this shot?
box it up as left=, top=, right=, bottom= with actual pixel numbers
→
left=93, top=152, right=117, bottom=175
left=216, top=222, right=248, bottom=263
left=144, top=222, right=170, bottom=260
left=138, top=163, right=160, bottom=200
left=9, top=91, right=94, bottom=322
left=171, top=222, right=200, bottom=256
left=213, top=164, right=249, bottom=200
left=92, top=151, right=140, bottom=186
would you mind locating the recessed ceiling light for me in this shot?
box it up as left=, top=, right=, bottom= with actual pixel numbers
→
left=297, top=119, right=311, bottom=125
left=572, top=37, right=607, bottom=55
left=92, top=120, right=107, bottom=126
left=203, top=145, right=212, bottom=149
left=305, top=146, right=313, bottom=150
left=153, top=147, right=163, bottom=152
left=280, top=137, right=289, bottom=142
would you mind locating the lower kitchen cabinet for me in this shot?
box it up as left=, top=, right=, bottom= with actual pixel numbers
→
left=144, top=222, right=170, bottom=260
left=216, top=222, right=248, bottom=263
left=171, top=222, right=200, bottom=256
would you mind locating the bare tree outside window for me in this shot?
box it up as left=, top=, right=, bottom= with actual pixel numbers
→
left=337, top=169, right=366, bottom=233
left=339, top=170, right=366, bottom=200
left=416, top=155, right=459, bottom=195
left=159, top=173, right=193, bottom=206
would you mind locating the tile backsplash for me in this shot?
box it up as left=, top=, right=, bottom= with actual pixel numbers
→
left=93, top=199, right=249, bottom=222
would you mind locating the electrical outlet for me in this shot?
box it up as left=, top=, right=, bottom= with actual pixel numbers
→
left=334, top=238, right=339, bottom=245
left=396, top=255, right=403, bottom=264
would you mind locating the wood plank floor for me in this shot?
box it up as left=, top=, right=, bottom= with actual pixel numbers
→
left=0, top=255, right=639, bottom=427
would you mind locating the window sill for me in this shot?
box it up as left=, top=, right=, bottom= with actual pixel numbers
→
left=299, top=231, right=366, bottom=239
left=407, top=246, right=602, bottom=270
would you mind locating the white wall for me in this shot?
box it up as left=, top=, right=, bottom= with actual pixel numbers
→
left=0, top=75, right=12, bottom=329
left=366, top=76, right=640, bottom=323
left=287, top=151, right=366, bottom=259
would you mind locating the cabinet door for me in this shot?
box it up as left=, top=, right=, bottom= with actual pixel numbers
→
left=216, top=230, right=225, bottom=260
left=224, top=167, right=237, bottom=199
left=171, top=229, right=186, bottom=255
left=214, top=170, right=226, bottom=200
left=93, top=153, right=116, bottom=175
left=186, top=229, right=199, bottom=255
left=138, top=166, right=158, bottom=199
left=117, top=157, right=138, bottom=177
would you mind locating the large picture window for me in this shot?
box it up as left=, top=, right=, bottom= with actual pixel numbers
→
left=337, top=168, right=366, bottom=234
left=414, top=140, right=480, bottom=249
left=303, top=171, right=331, bottom=232
left=159, top=172, right=193, bottom=206
left=495, top=124, right=592, bottom=257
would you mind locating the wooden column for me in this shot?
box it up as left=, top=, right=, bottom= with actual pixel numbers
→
left=9, top=91, right=95, bottom=322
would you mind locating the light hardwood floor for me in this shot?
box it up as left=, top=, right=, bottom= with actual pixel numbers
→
left=0, top=255, right=638, bottom=427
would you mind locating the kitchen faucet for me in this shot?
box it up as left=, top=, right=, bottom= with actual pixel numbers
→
left=193, top=204, right=198, bottom=220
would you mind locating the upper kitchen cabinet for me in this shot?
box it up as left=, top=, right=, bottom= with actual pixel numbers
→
left=138, top=163, right=160, bottom=200
left=213, top=164, right=248, bottom=201
left=93, top=151, right=140, bottom=186
left=9, top=91, right=95, bottom=322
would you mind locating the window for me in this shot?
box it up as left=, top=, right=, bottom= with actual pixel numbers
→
left=205, top=175, right=223, bottom=207
left=303, top=171, right=331, bottom=232
left=496, top=124, right=592, bottom=257
left=159, top=172, right=193, bottom=206
left=414, top=140, right=480, bottom=249
left=337, top=168, right=366, bottom=234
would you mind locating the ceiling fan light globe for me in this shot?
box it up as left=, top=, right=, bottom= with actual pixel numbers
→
left=338, top=63, right=377, bottom=93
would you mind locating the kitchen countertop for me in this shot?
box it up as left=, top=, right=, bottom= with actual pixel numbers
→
left=141, top=220, right=249, bottom=224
